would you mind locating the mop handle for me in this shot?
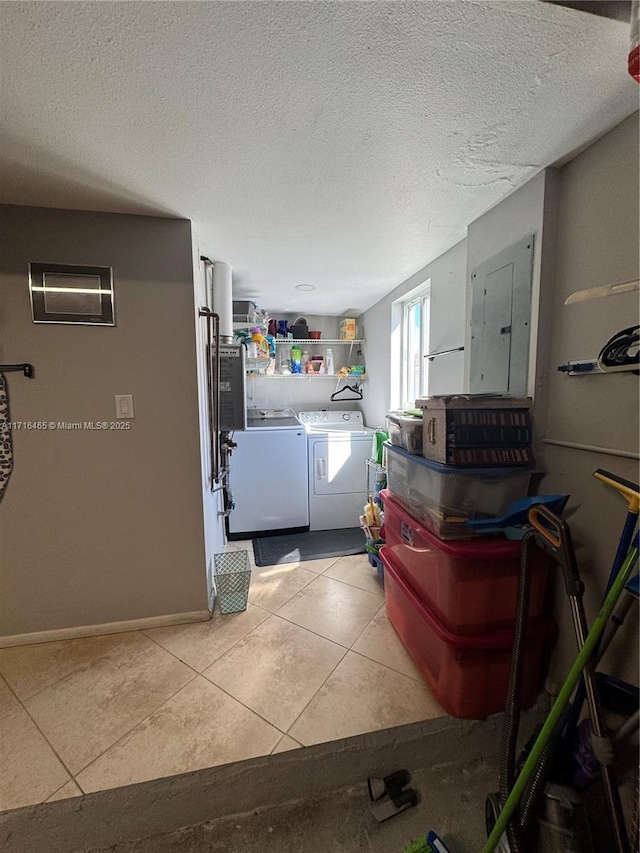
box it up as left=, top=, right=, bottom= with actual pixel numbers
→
left=594, top=469, right=640, bottom=515
left=482, top=532, right=640, bottom=853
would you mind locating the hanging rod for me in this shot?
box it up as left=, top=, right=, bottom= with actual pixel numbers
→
left=0, top=364, right=34, bottom=377
left=424, top=346, right=465, bottom=361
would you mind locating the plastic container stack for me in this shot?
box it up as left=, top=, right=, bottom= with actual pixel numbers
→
left=379, top=395, right=554, bottom=719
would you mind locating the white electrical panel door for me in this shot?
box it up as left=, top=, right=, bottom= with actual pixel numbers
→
left=470, top=236, right=534, bottom=395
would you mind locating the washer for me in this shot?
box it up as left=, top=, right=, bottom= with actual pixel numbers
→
left=298, top=411, right=375, bottom=531
left=228, top=408, right=309, bottom=537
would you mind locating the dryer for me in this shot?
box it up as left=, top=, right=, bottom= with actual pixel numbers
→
left=298, top=411, right=375, bottom=531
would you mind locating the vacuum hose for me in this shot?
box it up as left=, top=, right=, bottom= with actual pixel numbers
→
left=499, top=530, right=537, bottom=853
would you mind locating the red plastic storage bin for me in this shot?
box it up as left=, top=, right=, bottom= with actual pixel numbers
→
left=380, top=489, right=549, bottom=634
left=381, top=549, right=554, bottom=719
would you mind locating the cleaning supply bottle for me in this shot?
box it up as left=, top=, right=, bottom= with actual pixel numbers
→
left=324, top=347, right=334, bottom=376
left=290, top=345, right=302, bottom=374
left=251, top=327, right=269, bottom=358
left=371, top=427, right=389, bottom=465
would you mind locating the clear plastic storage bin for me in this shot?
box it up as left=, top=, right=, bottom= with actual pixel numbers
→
left=386, top=444, right=531, bottom=539
left=213, top=551, right=252, bottom=614
left=385, top=443, right=531, bottom=539
left=386, top=414, right=423, bottom=455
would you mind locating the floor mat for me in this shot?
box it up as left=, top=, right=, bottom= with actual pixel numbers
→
left=253, top=528, right=365, bottom=567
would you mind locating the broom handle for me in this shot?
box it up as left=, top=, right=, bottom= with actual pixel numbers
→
left=482, top=534, right=639, bottom=853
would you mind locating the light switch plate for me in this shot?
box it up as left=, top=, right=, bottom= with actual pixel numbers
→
left=115, top=394, right=134, bottom=419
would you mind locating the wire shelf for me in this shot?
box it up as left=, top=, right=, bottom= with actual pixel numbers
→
left=273, top=339, right=363, bottom=345
left=247, top=373, right=367, bottom=380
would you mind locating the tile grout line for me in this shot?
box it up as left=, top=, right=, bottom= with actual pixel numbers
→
left=142, top=603, right=272, bottom=675
left=12, top=693, right=80, bottom=797
left=346, top=600, right=426, bottom=683
left=70, top=670, right=201, bottom=783
left=142, top=618, right=296, bottom=740
left=269, top=609, right=352, bottom=651
left=320, top=559, right=385, bottom=599
left=193, top=605, right=359, bottom=736
left=69, top=662, right=287, bottom=785
left=249, top=560, right=323, bottom=609
left=0, top=673, right=23, bottom=717
left=0, top=631, right=139, bottom=706
left=282, top=640, right=350, bottom=743
left=196, top=673, right=288, bottom=739
left=45, top=777, right=81, bottom=802
left=0, top=677, right=78, bottom=806
left=278, top=584, right=387, bottom=739
left=14, top=635, right=203, bottom=792
left=315, top=569, right=384, bottom=602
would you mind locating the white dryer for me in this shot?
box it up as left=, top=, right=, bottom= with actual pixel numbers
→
left=298, top=411, right=374, bottom=531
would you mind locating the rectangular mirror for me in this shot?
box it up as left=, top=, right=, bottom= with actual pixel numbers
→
left=29, top=262, right=115, bottom=325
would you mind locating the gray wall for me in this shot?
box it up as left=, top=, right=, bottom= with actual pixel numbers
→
left=538, top=113, right=640, bottom=688
left=359, top=239, right=467, bottom=427
left=464, top=169, right=547, bottom=396
left=0, top=206, right=208, bottom=637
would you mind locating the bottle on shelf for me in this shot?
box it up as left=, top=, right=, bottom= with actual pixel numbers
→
left=291, top=345, right=302, bottom=374
left=324, top=348, right=334, bottom=376
left=251, top=327, right=270, bottom=358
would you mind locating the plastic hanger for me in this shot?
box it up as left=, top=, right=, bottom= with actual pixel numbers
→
left=330, top=383, right=363, bottom=401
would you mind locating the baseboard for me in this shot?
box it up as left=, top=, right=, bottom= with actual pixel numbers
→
left=0, top=610, right=211, bottom=648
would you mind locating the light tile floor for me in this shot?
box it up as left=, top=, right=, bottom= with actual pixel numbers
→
left=0, top=546, right=445, bottom=811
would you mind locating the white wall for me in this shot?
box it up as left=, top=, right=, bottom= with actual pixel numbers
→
left=0, top=206, right=209, bottom=638
left=359, top=239, right=467, bottom=427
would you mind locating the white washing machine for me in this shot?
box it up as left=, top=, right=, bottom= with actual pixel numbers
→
left=298, top=411, right=375, bottom=531
left=228, top=408, right=309, bottom=537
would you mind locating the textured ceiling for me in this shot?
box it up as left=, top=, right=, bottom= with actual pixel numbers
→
left=1, top=1, right=637, bottom=314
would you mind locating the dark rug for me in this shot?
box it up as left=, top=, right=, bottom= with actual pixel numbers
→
left=253, top=527, right=365, bottom=567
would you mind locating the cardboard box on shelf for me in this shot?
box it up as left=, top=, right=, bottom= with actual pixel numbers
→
left=340, top=318, right=357, bottom=340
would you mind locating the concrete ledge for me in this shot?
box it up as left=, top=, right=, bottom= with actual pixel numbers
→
left=0, top=701, right=549, bottom=853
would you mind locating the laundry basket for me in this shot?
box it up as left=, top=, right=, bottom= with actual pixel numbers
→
left=213, top=551, right=252, bottom=614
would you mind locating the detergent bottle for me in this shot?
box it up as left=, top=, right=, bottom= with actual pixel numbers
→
left=290, top=345, right=302, bottom=374
left=251, top=327, right=269, bottom=359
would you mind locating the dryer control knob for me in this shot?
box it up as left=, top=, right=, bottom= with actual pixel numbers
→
left=342, top=413, right=351, bottom=420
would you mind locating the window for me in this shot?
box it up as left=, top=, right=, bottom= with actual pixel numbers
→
left=391, top=280, right=430, bottom=410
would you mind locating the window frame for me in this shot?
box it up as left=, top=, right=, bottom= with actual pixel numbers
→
left=391, top=280, right=431, bottom=410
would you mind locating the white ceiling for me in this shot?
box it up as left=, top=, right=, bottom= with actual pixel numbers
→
left=1, top=2, right=637, bottom=315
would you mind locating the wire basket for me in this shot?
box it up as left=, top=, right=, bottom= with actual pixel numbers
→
left=213, top=550, right=252, bottom=614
